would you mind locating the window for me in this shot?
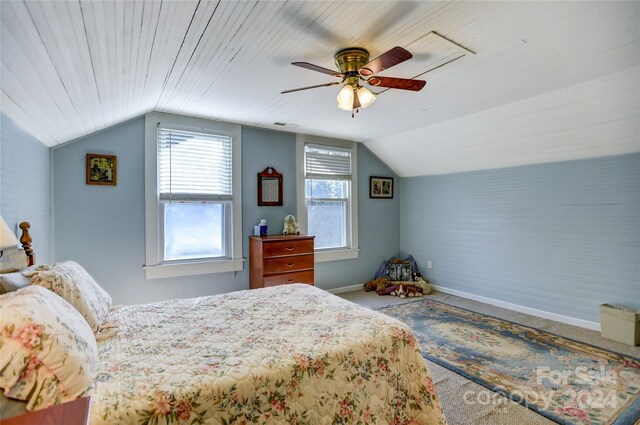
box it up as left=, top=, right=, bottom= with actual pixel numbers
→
left=145, top=113, right=242, bottom=279
left=296, top=136, right=359, bottom=262
left=158, top=127, right=231, bottom=261
left=305, top=145, right=351, bottom=249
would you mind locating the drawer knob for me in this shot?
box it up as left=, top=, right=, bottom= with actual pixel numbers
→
left=287, top=278, right=294, bottom=282
left=286, top=263, right=294, bottom=268
left=285, top=246, right=295, bottom=251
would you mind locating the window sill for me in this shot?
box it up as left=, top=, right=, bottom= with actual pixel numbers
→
left=314, top=248, right=359, bottom=263
left=144, top=258, right=244, bottom=279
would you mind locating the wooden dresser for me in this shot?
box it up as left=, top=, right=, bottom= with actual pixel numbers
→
left=249, top=235, right=315, bottom=289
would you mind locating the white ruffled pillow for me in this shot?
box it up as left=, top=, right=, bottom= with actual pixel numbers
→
left=0, top=285, right=97, bottom=411
left=26, top=261, right=112, bottom=333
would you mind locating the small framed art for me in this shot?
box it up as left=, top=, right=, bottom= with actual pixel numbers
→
left=369, top=176, right=393, bottom=199
left=86, top=154, right=117, bottom=186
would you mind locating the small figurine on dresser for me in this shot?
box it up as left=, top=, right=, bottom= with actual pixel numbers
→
left=282, top=215, right=300, bottom=235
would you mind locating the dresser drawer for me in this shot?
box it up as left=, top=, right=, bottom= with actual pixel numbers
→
left=263, top=270, right=314, bottom=287
left=263, top=238, right=314, bottom=258
left=264, top=254, right=314, bottom=274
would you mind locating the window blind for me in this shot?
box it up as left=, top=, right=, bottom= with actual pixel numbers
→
left=304, top=144, right=352, bottom=180
left=158, top=127, right=232, bottom=202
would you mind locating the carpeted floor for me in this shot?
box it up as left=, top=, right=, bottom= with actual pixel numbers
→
left=338, top=289, right=640, bottom=425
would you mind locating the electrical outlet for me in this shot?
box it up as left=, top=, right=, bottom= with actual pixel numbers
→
left=427, top=260, right=432, bottom=269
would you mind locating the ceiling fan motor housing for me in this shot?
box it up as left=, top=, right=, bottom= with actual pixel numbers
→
left=335, top=48, right=370, bottom=84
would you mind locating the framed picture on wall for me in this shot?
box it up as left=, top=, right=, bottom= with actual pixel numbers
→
left=369, top=176, right=393, bottom=199
left=86, top=154, right=117, bottom=186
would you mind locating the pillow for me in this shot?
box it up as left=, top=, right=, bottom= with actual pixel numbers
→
left=0, top=271, right=31, bottom=294
left=0, top=285, right=97, bottom=411
left=0, top=248, right=28, bottom=273
left=26, top=261, right=112, bottom=333
left=0, top=266, right=43, bottom=294
left=388, top=263, right=413, bottom=281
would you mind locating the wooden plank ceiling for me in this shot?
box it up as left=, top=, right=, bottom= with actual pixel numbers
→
left=1, top=1, right=639, bottom=176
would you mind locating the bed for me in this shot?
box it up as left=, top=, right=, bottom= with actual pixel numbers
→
left=1, top=223, right=446, bottom=424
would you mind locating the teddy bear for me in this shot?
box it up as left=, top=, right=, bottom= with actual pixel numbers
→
left=364, top=277, right=390, bottom=292
left=282, top=214, right=300, bottom=235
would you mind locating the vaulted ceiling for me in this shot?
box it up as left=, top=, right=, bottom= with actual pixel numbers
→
left=1, top=1, right=639, bottom=176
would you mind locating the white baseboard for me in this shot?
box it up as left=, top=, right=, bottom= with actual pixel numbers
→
left=431, top=285, right=601, bottom=331
left=326, top=284, right=364, bottom=295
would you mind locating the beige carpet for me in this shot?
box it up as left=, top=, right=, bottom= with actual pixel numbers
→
left=338, top=289, right=640, bottom=425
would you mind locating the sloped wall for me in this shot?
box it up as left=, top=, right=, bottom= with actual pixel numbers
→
left=401, top=153, right=640, bottom=323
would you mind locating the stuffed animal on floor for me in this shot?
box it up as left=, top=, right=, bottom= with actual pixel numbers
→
left=391, top=285, right=407, bottom=298
left=377, top=283, right=397, bottom=296
left=364, top=276, right=431, bottom=297
left=405, top=285, right=423, bottom=297
left=363, top=277, right=390, bottom=292
left=365, top=255, right=433, bottom=297
left=412, top=278, right=433, bottom=295
left=390, top=284, right=424, bottom=298
left=282, top=215, right=300, bottom=235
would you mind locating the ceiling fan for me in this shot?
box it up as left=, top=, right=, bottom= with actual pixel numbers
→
left=282, top=46, right=426, bottom=117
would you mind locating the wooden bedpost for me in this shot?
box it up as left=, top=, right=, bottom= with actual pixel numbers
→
left=19, top=222, right=35, bottom=266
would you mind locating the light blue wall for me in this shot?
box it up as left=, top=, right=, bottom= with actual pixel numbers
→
left=400, top=153, right=640, bottom=322
left=53, top=116, right=399, bottom=304
left=240, top=127, right=298, bottom=259
left=241, top=128, right=402, bottom=290
left=0, top=114, right=52, bottom=263
left=12, top=106, right=637, bottom=324
left=316, top=145, right=401, bottom=289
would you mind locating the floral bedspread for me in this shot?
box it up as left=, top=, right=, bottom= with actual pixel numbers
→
left=90, top=284, right=446, bottom=424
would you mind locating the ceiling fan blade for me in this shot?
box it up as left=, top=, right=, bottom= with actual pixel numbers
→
left=292, top=62, right=344, bottom=77
left=281, top=82, right=340, bottom=94
left=284, top=8, right=344, bottom=47
left=359, top=46, right=412, bottom=77
left=360, top=2, right=417, bottom=45
left=367, top=76, right=426, bottom=91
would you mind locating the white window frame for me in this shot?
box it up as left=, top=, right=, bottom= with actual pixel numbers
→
left=296, top=134, right=359, bottom=262
left=144, top=112, right=243, bottom=279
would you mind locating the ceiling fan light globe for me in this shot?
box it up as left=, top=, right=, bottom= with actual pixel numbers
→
left=357, top=86, right=376, bottom=108
left=336, top=85, right=355, bottom=110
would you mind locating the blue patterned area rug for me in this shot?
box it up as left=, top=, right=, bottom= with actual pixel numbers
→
left=376, top=299, right=640, bottom=425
